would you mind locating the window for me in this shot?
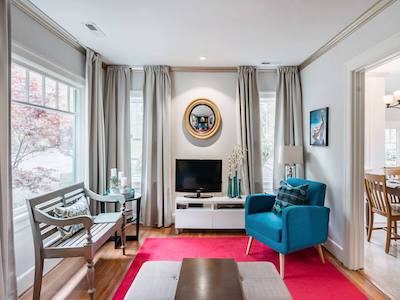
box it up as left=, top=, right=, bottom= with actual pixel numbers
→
left=385, top=128, right=398, bottom=167
left=260, top=92, right=276, bottom=193
left=11, top=61, right=83, bottom=213
left=130, top=91, right=144, bottom=192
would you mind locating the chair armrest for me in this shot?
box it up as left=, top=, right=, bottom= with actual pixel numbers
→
left=85, top=188, right=125, bottom=204
left=33, top=208, right=94, bottom=230
left=281, top=205, right=330, bottom=253
left=245, top=194, right=276, bottom=215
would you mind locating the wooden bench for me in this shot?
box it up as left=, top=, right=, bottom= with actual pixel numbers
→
left=26, top=182, right=127, bottom=300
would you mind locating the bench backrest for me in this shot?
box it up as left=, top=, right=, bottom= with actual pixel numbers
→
left=26, top=182, right=86, bottom=248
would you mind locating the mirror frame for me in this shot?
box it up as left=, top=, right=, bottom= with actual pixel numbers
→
left=184, top=98, right=221, bottom=139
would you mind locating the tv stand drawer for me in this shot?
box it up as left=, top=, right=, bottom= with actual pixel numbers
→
left=175, top=210, right=213, bottom=228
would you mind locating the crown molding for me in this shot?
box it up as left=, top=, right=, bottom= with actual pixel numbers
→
left=12, top=0, right=86, bottom=54
left=299, top=0, right=396, bottom=71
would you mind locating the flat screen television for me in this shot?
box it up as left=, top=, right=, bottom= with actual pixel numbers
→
left=175, top=159, right=222, bottom=198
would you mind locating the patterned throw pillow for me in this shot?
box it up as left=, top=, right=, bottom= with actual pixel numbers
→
left=53, top=196, right=92, bottom=240
left=272, top=181, right=309, bottom=215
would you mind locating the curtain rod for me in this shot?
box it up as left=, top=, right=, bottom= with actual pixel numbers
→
left=103, top=63, right=277, bottom=73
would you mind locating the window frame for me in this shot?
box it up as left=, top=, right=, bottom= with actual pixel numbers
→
left=130, top=90, right=144, bottom=193
left=259, top=91, right=276, bottom=193
left=11, top=56, right=85, bottom=219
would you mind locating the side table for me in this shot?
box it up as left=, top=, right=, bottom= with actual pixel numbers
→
left=101, top=191, right=141, bottom=245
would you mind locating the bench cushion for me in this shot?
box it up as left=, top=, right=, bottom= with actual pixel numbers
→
left=125, top=261, right=292, bottom=300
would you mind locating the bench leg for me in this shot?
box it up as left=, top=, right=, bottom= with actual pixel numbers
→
left=87, top=259, right=95, bottom=299
left=33, top=256, right=44, bottom=300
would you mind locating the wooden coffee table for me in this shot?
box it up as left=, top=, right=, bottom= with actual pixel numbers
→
left=174, top=258, right=244, bottom=300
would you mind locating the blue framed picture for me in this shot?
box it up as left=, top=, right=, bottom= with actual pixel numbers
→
left=310, top=107, right=329, bottom=146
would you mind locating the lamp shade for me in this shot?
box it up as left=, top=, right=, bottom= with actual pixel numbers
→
left=279, top=145, right=303, bottom=164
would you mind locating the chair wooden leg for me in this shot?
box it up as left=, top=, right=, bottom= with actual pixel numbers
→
left=385, top=218, right=392, bottom=254
left=367, top=211, right=374, bottom=242
left=316, top=244, right=325, bottom=264
left=394, top=220, right=398, bottom=237
left=33, top=256, right=44, bottom=300
left=246, top=236, right=253, bottom=255
left=279, top=253, right=285, bottom=279
left=87, top=259, right=96, bottom=299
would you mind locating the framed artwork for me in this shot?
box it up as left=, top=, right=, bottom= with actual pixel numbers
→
left=310, top=107, right=329, bottom=146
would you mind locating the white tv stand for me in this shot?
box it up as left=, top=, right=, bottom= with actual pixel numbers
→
left=175, top=196, right=246, bottom=233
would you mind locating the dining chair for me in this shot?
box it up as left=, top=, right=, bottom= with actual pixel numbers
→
left=365, top=173, right=400, bottom=253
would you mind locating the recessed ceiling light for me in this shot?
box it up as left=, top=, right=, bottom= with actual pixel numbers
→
left=261, top=62, right=270, bottom=65
left=199, top=56, right=207, bottom=61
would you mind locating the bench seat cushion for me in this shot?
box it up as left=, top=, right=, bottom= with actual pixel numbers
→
left=125, top=261, right=292, bottom=300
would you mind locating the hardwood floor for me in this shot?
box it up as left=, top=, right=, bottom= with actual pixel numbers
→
left=19, top=225, right=389, bottom=300
left=364, top=216, right=400, bottom=299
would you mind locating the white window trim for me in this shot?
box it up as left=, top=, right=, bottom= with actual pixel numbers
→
left=130, top=90, right=144, bottom=192
left=259, top=91, right=276, bottom=193
left=11, top=56, right=85, bottom=221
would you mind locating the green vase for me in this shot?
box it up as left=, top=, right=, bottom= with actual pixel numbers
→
left=233, top=171, right=239, bottom=197
left=227, top=177, right=233, bottom=198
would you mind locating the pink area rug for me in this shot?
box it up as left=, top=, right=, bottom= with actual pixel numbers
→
left=113, top=237, right=367, bottom=300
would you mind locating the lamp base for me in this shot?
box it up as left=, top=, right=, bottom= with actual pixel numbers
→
left=284, top=164, right=296, bottom=180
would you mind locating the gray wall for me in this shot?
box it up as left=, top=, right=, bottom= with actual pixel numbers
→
left=11, top=5, right=85, bottom=78
left=301, top=1, right=400, bottom=262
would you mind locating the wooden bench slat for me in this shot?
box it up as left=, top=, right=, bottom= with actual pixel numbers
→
left=41, top=227, right=59, bottom=240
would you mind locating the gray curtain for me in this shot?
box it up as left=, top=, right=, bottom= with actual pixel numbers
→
left=104, top=66, right=132, bottom=189
left=237, top=66, right=263, bottom=194
left=86, top=49, right=106, bottom=213
left=273, top=66, right=304, bottom=188
left=0, top=0, right=17, bottom=298
left=142, top=66, right=172, bottom=227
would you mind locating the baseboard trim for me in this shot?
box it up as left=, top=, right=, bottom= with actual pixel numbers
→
left=324, top=237, right=344, bottom=262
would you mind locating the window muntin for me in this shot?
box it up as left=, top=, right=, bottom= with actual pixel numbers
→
left=260, top=93, right=276, bottom=193
left=11, top=62, right=81, bottom=211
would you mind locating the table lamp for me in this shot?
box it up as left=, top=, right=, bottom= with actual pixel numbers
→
left=279, top=145, right=304, bottom=180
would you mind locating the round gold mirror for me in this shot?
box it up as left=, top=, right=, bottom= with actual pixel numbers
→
left=184, top=98, right=221, bottom=139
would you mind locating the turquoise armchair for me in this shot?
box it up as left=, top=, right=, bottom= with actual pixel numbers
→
left=245, top=178, right=330, bottom=278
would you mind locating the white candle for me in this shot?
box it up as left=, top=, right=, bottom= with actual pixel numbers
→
left=118, top=171, right=124, bottom=179
left=120, top=177, right=127, bottom=187
left=111, top=168, right=117, bottom=177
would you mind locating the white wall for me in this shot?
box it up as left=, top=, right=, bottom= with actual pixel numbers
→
left=301, top=1, right=400, bottom=263
left=11, top=6, right=86, bottom=295
left=171, top=71, right=276, bottom=200
left=364, top=75, right=385, bottom=170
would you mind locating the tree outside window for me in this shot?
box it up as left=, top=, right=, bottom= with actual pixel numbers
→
left=11, top=62, right=79, bottom=210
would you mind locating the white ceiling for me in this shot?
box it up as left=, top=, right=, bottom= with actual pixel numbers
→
left=30, top=0, right=377, bottom=66
left=371, top=57, right=400, bottom=74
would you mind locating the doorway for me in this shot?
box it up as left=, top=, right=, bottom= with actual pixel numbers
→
left=363, top=56, right=400, bottom=298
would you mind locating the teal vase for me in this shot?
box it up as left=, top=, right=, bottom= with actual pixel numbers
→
left=227, top=177, right=233, bottom=198
left=233, top=171, right=239, bottom=197
left=238, top=179, right=242, bottom=199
